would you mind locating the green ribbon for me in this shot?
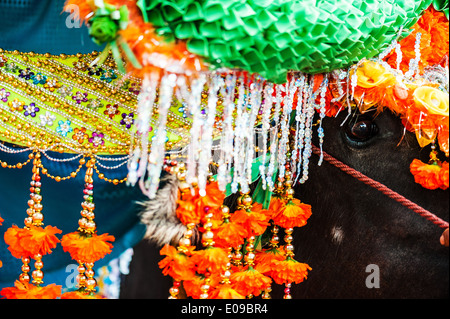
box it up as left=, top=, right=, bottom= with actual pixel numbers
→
left=88, top=4, right=142, bottom=73
left=433, top=0, right=449, bottom=19
left=223, top=154, right=271, bottom=198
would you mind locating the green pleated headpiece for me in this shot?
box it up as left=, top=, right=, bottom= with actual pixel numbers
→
left=137, top=0, right=432, bottom=83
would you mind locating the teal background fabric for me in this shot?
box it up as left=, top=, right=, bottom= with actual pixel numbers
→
left=0, top=0, right=103, bottom=54
left=0, top=0, right=146, bottom=292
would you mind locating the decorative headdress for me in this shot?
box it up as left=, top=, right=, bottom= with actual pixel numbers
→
left=0, top=0, right=448, bottom=299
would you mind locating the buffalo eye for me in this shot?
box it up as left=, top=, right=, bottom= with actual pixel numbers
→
left=343, top=117, right=379, bottom=147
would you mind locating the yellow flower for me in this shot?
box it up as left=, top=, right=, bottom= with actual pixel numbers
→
left=355, top=61, right=396, bottom=89
left=413, top=86, right=449, bottom=116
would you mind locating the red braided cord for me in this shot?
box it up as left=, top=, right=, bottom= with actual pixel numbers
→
left=311, top=145, right=449, bottom=229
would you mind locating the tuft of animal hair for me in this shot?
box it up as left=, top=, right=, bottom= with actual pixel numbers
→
left=138, top=173, right=192, bottom=246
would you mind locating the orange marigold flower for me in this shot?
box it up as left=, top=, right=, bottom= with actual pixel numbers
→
left=61, top=232, right=115, bottom=264
left=195, top=181, right=226, bottom=215
left=439, top=161, right=449, bottom=190
left=230, top=205, right=271, bottom=237
left=0, top=280, right=61, bottom=299
left=266, top=197, right=286, bottom=219
left=210, top=282, right=245, bottom=299
left=183, top=273, right=222, bottom=299
left=214, top=220, right=247, bottom=248
left=190, top=247, right=229, bottom=275
left=4, top=225, right=61, bottom=259
left=4, top=225, right=26, bottom=258
left=270, top=257, right=311, bottom=285
left=410, top=159, right=448, bottom=190
left=182, top=275, right=204, bottom=299
left=176, top=192, right=202, bottom=225
left=60, top=291, right=104, bottom=299
left=158, top=244, right=196, bottom=281
left=272, top=199, right=312, bottom=229
left=230, top=266, right=272, bottom=297
left=385, top=7, right=449, bottom=75
left=254, top=247, right=286, bottom=275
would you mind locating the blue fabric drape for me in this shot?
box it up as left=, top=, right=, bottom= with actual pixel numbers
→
left=0, top=0, right=104, bottom=54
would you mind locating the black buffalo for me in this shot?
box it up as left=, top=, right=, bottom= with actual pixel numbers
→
left=120, top=109, right=449, bottom=299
